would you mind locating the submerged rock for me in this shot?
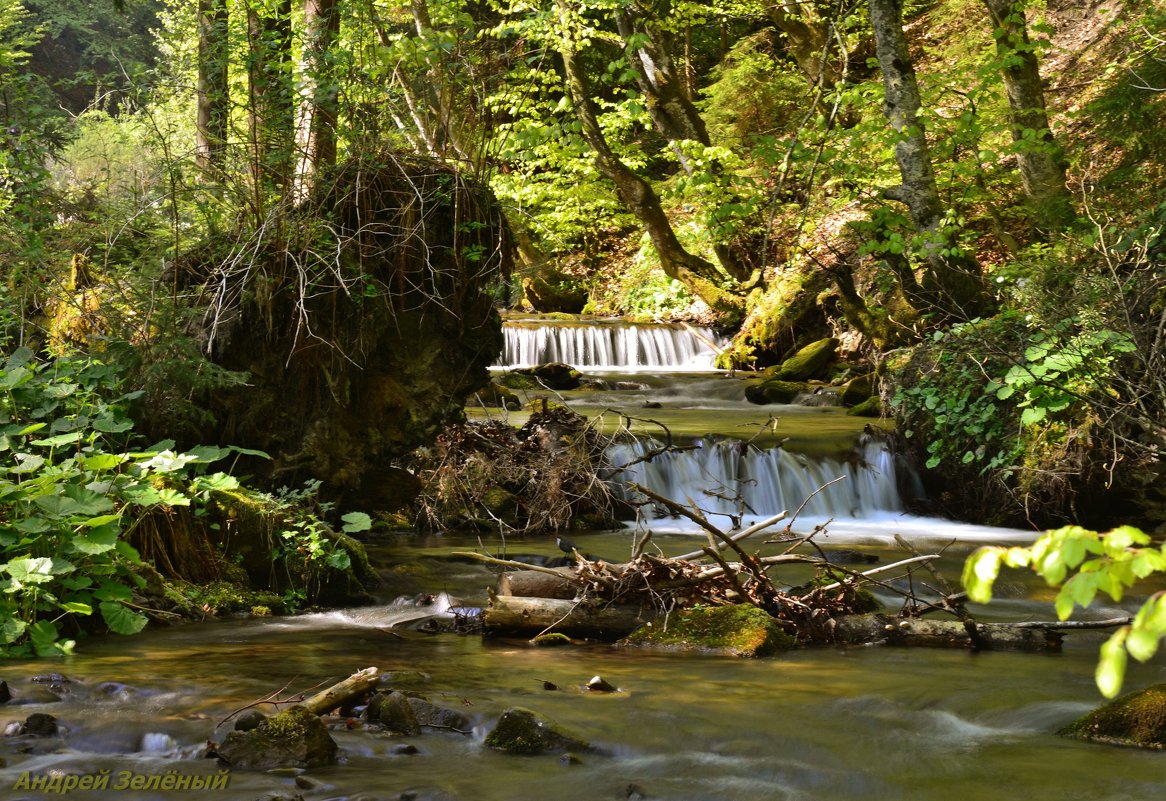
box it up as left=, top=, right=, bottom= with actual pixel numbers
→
left=1059, top=683, right=1166, bottom=749
left=623, top=604, right=795, bottom=657
left=217, top=705, right=338, bottom=769
left=744, top=379, right=807, bottom=405
left=484, top=707, right=593, bottom=755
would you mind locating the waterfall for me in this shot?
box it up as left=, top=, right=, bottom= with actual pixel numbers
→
left=497, top=320, right=725, bottom=370
left=607, top=436, right=903, bottom=525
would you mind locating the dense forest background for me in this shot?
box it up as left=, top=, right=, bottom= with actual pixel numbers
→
left=1, top=0, right=1164, bottom=656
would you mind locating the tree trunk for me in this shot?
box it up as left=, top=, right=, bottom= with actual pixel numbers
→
left=614, top=3, right=751, bottom=282
left=483, top=595, right=656, bottom=639
left=196, top=0, right=230, bottom=174
left=292, top=0, right=340, bottom=201
left=247, top=0, right=294, bottom=197
left=554, top=0, right=743, bottom=319
left=833, top=614, right=1063, bottom=651
left=981, top=0, right=1072, bottom=229
left=766, top=1, right=839, bottom=88
left=868, top=0, right=989, bottom=318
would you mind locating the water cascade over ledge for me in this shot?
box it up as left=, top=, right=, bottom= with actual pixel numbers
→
left=496, top=318, right=726, bottom=370
left=607, top=437, right=1024, bottom=544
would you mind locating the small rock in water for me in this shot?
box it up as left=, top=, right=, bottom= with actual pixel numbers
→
left=391, top=743, right=420, bottom=755
left=20, top=713, right=59, bottom=737
left=559, top=752, right=582, bottom=766
left=3, top=721, right=22, bottom=736
left=0, top=680, right=10, bottom=704
left=626, top=782, right=648, bottom=800
left=541, top=680, right=559, bottom=691
left=586, top=675, right=617, bottom=693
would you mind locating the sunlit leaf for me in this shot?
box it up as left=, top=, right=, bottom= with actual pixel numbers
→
left=1096, top=629, right=1129, bottom=698
left=100, top=601, right=149, bottom=635
left=341, top=511, right=372, bottom=533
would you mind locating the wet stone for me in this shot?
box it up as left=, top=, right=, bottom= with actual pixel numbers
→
left=20, top=713, right=59, bottom=737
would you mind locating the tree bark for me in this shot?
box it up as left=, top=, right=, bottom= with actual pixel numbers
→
left=833, top=614, right=1063, bottom=651
left=196, top=0, right=230, bottom=173
left=868, top=0, right=989, bottom=318
left=298, top=667, right=379, bottom=715
left=554, top=0, right=743, bottom=318
left=981, top=0, right=1072, bottom=228
left=483, top=595, right=656, bottom=638
left=766, top=1, right=839, bottom=88
left=614, top=2, right=751, bottom=282
left=292, top=0, right=340, bottom=201
left=247, top=0, right=294, bottom=195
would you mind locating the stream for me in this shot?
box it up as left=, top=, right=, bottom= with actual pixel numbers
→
left=2, top=317, right=1163, bottom=801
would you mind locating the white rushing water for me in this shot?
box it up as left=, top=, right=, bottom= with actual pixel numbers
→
left=607, top=437, right=1035, bottom=545
left=496, top=320, right=726, bottom=370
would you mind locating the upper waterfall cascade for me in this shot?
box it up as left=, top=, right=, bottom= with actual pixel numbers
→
left=496, top=320, right=726, bottom=370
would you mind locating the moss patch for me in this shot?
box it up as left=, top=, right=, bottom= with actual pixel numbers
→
left=623, top=604, right=794, bottom=657
left=1059, top=683, right=1166, bottom=749
left=484, top=707, right=592, bottom=755
left=770, top=337, right=839, bottom=381
left=744, top=379, right=808, bottom=405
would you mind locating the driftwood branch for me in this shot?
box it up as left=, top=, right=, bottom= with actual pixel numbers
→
left=299, top=667, right=380, bottom=716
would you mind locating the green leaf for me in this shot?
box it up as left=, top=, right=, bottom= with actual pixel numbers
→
left=91, top=414, right=133, bottom=433
left=1096, top=628, right=1129, bottom=698
left=59, top=601, right=93, bottom=615
left=962, top=548, right=1001, bottom=603
left=0, top=617, right=28, bottom=644
left=325, top=549, right=352, bottom=570
left=94, top=581, right=133, bottom=602
left=100, top=601, right=149, bottom=635
left=82, top=453, right=128, bottom=471
left=30, top=431, right=84, bottom=448
left=5, top=556, right=56, bottom=584
left=29, top=620, right=62, bottom=655
left=70, top=524, right=120, bottom=555
left=9, top=453, right=45, bottom=474
left=193, top=472, right=240, bottom=492
left=341, top=512, right=372, bottom=533
left=1020, top=406, right=1047, bottom=426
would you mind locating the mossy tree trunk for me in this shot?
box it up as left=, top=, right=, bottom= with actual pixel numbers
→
left=868, top=0, right=990, bottom=319
left=614, top=1, right=752, bottom=282
left=982, top=0, right=1072, bottom=229
left=246, top=0, right=294, bottom=198
left=554, top=0, right=743, bottom=319
left=196, top=0, right=230, bottom=174
left=292, top=0, right=340, bottom=200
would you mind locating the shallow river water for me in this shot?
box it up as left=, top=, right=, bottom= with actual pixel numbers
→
left=2, top=532, right=1164, bottom=801
left=2, top=319, right=1163, bottom=800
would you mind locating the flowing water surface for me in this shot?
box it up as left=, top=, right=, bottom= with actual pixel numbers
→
left=3, top=318, right=1163, bottom=800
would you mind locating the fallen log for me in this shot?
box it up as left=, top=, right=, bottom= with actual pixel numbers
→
left=833, top=615, right=1063, bottom=652
left=498, top=567, right=580, bottom=600
left=482, top=595, right=657, bottom=639
left=298, top=667, right=380, bottom=715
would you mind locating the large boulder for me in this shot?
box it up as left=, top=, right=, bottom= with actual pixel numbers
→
left=1059, top=683, right=1166, bottom=749
left=745, top=379, right=808, bottom=405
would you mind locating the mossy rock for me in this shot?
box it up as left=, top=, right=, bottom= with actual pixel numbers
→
left=405, top=696, right=472, bottom=731
left=840, top=373, right=874, bottom=406
left=744, top=379, right=808, bottom=405
left=532, top=632, right=573, bottom=646
left=369, top=691, right=421, bottom=735
left=474, top=381, right=521, bottom=410
left=846, top=395, right=883, bottom=417
left=1059, top=683, right=1166, bottom=749
left=216, top=705, right=338, bottom=769
left=512, top=362, right=582, bottom=390
left=484, top=707, right=593, bottom=755
left=623, top=604, right=794, bottom=657
left=770, top=337, right=839, bottom=381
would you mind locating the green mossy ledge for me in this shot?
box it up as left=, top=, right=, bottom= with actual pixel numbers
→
left=1059, top=683, right=1166, bottom=749
left=623, top=604, right=795, bottom=657
left=768, top=337, right=839, bottom=381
